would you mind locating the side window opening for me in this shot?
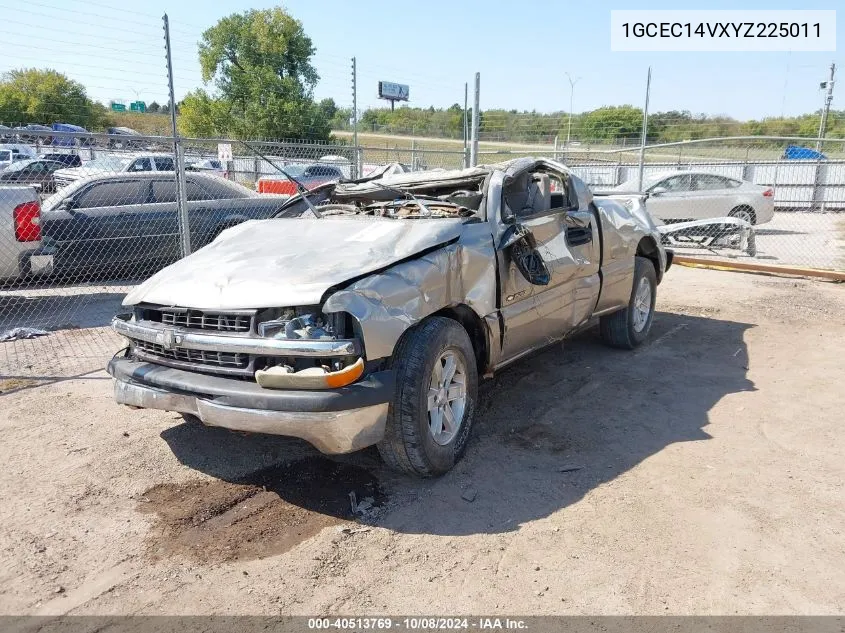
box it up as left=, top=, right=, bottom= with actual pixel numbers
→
left=153, top=157, right=174, bottom=171
left=129, top=157, right=152, bottom=172
left=75, top=181, right=144, bottom=208
left=151, top=179, right=178, bottom=204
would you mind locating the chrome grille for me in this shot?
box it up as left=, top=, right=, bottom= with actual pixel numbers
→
left=152, top=307, right=253, bottom=333
left=133, top=340, right=249, bottom=370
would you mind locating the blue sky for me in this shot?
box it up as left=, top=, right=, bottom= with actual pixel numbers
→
left=0, top=0, right=840, bottom=120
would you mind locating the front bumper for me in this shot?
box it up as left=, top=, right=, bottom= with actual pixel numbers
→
left=108, top=356, right=394, bottom=454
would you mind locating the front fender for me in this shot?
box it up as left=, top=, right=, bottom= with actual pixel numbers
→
left=323, top=223, right=497, bottom=361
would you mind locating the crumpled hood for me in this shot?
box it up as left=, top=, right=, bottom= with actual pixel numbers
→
left=123, top=217, right=464, bottom=310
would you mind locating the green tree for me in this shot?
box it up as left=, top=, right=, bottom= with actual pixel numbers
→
left=0, top=68, right=110, bottom=128
left=180, top=7, right=330, bottom=140
left=147, top=101, right=161, bottom=114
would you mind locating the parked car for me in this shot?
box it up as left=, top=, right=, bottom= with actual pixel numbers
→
left=37, top=172, right=289, bottom=277
left=0, top=158, right=67, bottom=194
left=53, top=153, right=175, bottom=188
left=0, top=144, right=37, bottom=171
left=107, top=157, right=672, bottom=476
left=0, top=186, right=49, bottom=283
left=50, top=123, right=94, bottom=148
left=13, top=124, right=52, bottom=143
left=614, top=170, right=774, bottom=225
left=39, top=153, right=82, bottom=168
left=0, top=125, right=12, bottom=141
left=257, top=163, right=344, bottom=194
left=186, top=158, right=227, bottom=179
left=106, top=127, right=144, bottom=150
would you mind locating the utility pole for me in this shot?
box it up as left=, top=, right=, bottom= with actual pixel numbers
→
left=351, top=57, right=359, bottom=178
left=565, top=73, right=581, bottom=146
left=163, top=13, right=191, bottom=258
left=636, top=66, right=652, bottom=192
left=816, top=62, right=836, bottom=153
left=470, top=73, right=480, bottom=167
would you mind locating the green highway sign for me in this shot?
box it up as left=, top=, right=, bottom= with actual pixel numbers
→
left=110, top=103, right=126, bottom=112
left=130, top=101, right=146, bottom=113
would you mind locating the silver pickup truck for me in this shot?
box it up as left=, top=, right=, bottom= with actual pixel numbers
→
left=108, top=158, right=672, bottom=476
left=0, top=186, right=51, bottom=283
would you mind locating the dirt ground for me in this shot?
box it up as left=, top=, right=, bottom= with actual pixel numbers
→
left=0, top=266, right=844, bottom=616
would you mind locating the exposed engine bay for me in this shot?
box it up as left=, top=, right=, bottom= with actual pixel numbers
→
left=312, top=188, right=483, bottom=219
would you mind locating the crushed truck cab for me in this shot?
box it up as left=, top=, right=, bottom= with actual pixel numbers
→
left=108, top=157, right=671, bottom=476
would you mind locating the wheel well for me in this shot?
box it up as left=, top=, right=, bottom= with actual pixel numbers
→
left=636, top=236, right=662, bottom=283
left=432, top=305, right=488, bottom=374
left=729, top=205, right=756, bottom=224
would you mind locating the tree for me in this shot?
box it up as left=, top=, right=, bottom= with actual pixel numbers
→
left=147, top=101, right=161, bottom=113
left=179, top=7, right=330, bottom=140
left=318, top=98, right=337, bottom=122
left=579, top=106, right=644, bottom=143
left=0, top=68, right=109, bottom=128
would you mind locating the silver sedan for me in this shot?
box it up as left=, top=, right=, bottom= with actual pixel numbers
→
left=615, top=170, right=775, bottom=225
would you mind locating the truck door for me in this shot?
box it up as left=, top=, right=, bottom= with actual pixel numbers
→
left=496, top=169, right=599, bottom=364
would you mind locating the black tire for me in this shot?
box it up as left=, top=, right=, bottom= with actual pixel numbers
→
left=729, top=206, right=756, bottom=225
left=600, top=256, right=657, bottom=350
left=377, top=317, right=478, bottom=477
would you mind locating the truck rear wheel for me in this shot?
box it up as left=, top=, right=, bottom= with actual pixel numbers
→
left=600, top=256, right=657, bottom=349
left=378, top=317, right=478, bottom=477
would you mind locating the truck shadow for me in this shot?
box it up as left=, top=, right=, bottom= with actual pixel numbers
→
left=159, top=311, right=754, bottom=540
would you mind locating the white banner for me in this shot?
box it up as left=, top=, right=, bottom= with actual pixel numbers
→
left=610, top=10, right=836, bottom=52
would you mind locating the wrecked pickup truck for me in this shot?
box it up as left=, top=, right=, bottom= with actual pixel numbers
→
left=108, top=157, right=672, bottom=476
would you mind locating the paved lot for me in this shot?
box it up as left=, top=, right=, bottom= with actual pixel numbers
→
left=663, top=212, right=843, bottom=270
left=0, top=266, right=844, bottom=615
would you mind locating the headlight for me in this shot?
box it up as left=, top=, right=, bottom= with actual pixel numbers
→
left=256, top=308, right=347, bottom=340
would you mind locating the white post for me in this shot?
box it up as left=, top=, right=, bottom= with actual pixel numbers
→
left=470, top=73, right=480, bottom=167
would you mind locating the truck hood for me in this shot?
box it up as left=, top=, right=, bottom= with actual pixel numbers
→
left=123, top=217, right=465, bottom=310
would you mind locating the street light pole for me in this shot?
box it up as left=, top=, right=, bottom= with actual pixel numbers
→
left=565, top=73, right=581, bottom=146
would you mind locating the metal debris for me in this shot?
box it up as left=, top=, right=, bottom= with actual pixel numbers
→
left=0, top=327, right=49, bottom=342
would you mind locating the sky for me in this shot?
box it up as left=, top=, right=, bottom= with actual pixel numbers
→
left=0, top=0, right=841, bottom=121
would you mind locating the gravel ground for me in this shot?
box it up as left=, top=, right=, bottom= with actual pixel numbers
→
left=0, top=266, right=843, bottom=616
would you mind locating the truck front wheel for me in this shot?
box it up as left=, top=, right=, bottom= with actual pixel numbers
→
left=599, top=256, right=657, bottom=349
left=378, top=317, right=478, bottom=477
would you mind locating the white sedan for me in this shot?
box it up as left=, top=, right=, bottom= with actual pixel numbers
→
left=615, top=171, right=775, bottom=225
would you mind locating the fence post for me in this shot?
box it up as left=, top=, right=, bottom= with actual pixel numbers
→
left=411, top=138, right=417, bottom=170
left=163, top=13, right=191, bottom=258
left=636, top=67, right=652, bottom=191
left=351, top=56, right=359, bottom=179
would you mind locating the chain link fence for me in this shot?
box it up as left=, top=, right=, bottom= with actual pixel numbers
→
left=1, top=130, right=843, bottom=379
left=482, top=136, right=845, bottom=271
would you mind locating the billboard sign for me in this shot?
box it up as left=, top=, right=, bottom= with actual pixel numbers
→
left=378, top=81, right=409, bottom=101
